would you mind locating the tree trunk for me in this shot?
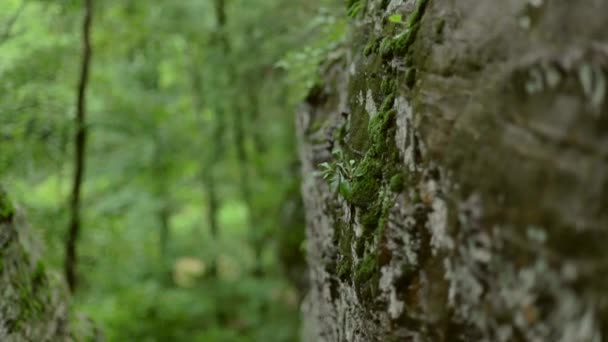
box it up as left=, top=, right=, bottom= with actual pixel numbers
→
left=158, top=202, right=171, bottom=260
left=65, top=0, right=93, bottom=294
left=205, top=173, right=220, bottom=277
left=188, top=58, right=223, bottom=277
left=298, top=1, right=608, bottom=341
left=212, top=0, right=265, bottom=275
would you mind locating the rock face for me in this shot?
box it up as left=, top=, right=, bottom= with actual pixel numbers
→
left=298, top=0, right=608, bottom=341
left=0, top=190, right=93, bottom=342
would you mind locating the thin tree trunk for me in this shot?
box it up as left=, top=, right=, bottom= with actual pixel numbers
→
left=213, top=0, right=264, bottom=276
left=158, top=197, right=172, bottom=283
left=233, top=103, right=264, bottom=275
left=151, top=139, right=173, bottom=283
left=202, top=0, right=231, bottom=278
left=213, top=0, right=228, bottom=51
left=190, top=56, right=222, bottom=277
left=247, top=89, right=265, bottom=155
left=205, top=175, right=219, bottom=276
left=65, top=0, right=93, bottom=293
left=244, top=76, right=273, bottom=277
left=159, top=204, right=170, bottom=258
left=153, top=139, right=170, bottom=256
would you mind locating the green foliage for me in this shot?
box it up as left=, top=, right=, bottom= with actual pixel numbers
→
left=0, top=0, right=335, bottom=340
left=318, top=150, right=359, bottom=198
left=378, top=0, right=430, bottom=59
left=276, top=5, right=347, bottom=104
left=388, top=14, right=403, bottom=23
left=347, top=1, right=362, bottom=18
left=79, top=277, right=299, bottom=342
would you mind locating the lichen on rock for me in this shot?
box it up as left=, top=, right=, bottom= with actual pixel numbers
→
left=0, top=188, right=98, bottom=341
left=298, top=0, right=608, bottom=340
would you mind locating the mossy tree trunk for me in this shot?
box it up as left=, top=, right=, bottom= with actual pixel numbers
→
left=298, top=1, right=608, bottom=341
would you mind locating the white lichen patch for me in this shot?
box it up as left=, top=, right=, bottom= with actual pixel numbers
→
left=357, top=91, right=365, bottom=106
left=444, top=194, right=603, bottom=342
left=427, top=197, right=453, bottom=253
left=543, top=62, right=562, bottom=89
left=518, top=50, right=608, bottom=118
left=401, top=216, right=419, bottom=265
left=349, top=61, right=357, bottom=76
left=379, top=266, right=405, bottom=319
left=394, top=96, right=416, bottom=171
left=519, top=16, right=531, bottom=30
left=444, top=258, right=484, bottom=314
left=365, top=89, right=378, bottom=119
left=385, top=0, right=413, bottom=14
left=525, top=66, right=544, bottom=93
left=375, top=195, right=424, bottom=321
left=578, top=62, right=606, bottom=113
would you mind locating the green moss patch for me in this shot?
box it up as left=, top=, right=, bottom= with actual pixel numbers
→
left=379, top=0, right=430, bottom=60
left=390, top=173, right=405, bottom=193
left=354, top=253, right=380, bottom=300
left=0, top=189, right=15, bottom=223
left=322, top=0, right=433, bottom=305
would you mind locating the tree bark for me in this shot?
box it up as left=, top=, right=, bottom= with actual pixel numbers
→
left=65, top=0, right=93, bottom=294
left=298, top=1, right=608, bottom=341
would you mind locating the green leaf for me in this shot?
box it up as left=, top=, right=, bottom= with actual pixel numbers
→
left=338, top=180, right=351, bottom=198
left=388, top=14, right=403, bottom=23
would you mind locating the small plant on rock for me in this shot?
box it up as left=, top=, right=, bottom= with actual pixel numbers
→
left=317, top=150, right=360, bottom=198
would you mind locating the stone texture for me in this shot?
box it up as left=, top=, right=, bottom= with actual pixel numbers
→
left=0, top=190, right=97, bottom=342
left=298, top=1, right=608, bottom=341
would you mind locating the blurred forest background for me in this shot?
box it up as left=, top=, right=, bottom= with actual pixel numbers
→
left=0, top=0, right=346, bottom=340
